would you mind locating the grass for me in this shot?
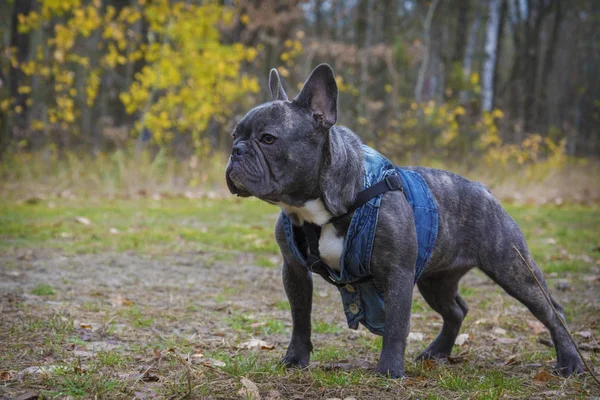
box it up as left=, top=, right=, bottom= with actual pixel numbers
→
left=1, top=195, right=599, bottom=399
left=120, top=306, right=154, bottom=328
left=1, top=198, right=598, bottom=273
left=31, top=283, right=56, bottom=296
left=0, top=196, right=280, bottom=257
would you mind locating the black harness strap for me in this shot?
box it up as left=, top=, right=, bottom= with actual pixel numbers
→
left=301, top=173, right=403, bottom=286
left=328, top=174, right=402, bottom=224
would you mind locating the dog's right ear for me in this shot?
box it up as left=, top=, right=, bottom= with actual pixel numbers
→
left=269, top=69, right=288, bottom=101
left=293, top=64, right=338, bottom=131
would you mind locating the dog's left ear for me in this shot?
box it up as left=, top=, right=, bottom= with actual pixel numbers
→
left=294, top=64, right=338, bottom=131
left=269, top=69, right=288, bottom=101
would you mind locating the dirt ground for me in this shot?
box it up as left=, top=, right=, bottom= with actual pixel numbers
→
left=1, top=245, right=599, bottom=399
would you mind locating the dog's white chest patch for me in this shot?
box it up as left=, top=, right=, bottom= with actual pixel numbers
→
left=318, top=224, right=343, bottom=271
left=278, top=199, right=332, bottom=225
left=278, top=199, right=343, bottom=270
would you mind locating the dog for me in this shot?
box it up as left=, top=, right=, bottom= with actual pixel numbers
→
left=225, top=64, right=584, bottom=378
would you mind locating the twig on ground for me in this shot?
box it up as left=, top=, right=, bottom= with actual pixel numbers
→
left=512, top=244, right=600, bottom=386
left=129, top=361, right=157, bottom=393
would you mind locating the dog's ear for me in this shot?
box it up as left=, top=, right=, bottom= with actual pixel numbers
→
left=269, top=69, right=288, bottom=101
left=294, top=64, right=338, bottom=131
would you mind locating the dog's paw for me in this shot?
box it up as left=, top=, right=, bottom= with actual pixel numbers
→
left=555, top=355, right=584, bottom=376
left=415, top=350, right=450, bottom=362
left=280, top=353, right=309, bottom=369
left=375, top=360, right=404, bottom=379
left=280, top=341, right=312, bottom=369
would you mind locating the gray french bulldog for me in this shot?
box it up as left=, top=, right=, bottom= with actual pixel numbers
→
left=225, top=64, right=584, bottom=378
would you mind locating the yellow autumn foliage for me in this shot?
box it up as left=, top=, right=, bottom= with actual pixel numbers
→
left=13, top=0, right=259, bottom=153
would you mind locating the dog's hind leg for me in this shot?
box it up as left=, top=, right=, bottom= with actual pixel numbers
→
left=416, top=268, right=471, bottom=361
left=478, top=244, right=584, bottom=376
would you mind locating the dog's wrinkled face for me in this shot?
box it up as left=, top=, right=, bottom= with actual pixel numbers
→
left=225, top=64, right=338, bottom=205
left=225, top=101, right=320, bottom=203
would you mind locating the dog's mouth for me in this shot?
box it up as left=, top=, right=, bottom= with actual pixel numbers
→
left=225, top=159, right=252, bottom=197
left=226, top=156, right=281, bottom=202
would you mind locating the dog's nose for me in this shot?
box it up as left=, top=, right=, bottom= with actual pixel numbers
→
left=232, top=142, right=246, bottom=156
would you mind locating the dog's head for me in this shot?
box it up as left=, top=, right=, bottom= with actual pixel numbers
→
left=225, top=64, right=339, bottom=205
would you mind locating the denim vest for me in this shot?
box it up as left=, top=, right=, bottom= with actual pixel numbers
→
left=282, top=145, right=438, bottom=335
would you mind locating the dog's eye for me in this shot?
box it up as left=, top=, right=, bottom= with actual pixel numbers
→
left=260, top=134, right=276, bottom=145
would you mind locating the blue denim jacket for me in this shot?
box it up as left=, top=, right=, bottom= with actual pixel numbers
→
left=282, top=145, right=438, bottom=335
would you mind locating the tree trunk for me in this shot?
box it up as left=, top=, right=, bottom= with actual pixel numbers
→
left=315, top=0, right=323, bottom=38
left=415, top=0, right=441, bottom=104
left=459, top=3, right=481, bottom=105
left=355, top=0, right=370, bottom=133
left=523, top=0, right=551, bottom=132
left=481, top=0, right=502, bottom=112
left=446, top=0, right=469, bottom=101
left=2, top=0, right=33, bottom=157
left=453, top=0, right=469, bottom=66
left=537, top=0, right=562, bottom=129
left=492, top=0, right=507, bottom=110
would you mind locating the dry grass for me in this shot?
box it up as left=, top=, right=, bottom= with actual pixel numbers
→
left=1, top=149, right=599, bottom=205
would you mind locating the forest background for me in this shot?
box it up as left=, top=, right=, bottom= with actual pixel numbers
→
left=1, top=0, right=598, bottom=202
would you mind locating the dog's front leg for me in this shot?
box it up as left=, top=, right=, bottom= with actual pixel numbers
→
left=375, top=266, right=415, bottom=378
left=281, top=260, right=313, bottom=368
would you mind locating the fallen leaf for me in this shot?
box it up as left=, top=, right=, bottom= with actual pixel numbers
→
left=199, top=358, right=226, bottom=368
left=447, top=354, right=467, bottom=364
left=265, top=390, right=282, bottom=400
left=17, top=253, right=31, bottom=261
left=504, top=354, right=518, bottom=365
left=575, top=330, right=592, bottom=339
left=455, top=333, right=469, bottom=346
left=75, top=217, right=91, bottom=226
left=407, top=332, right=425, bottom=342
left=527, top=320, right=547, bottom=335
left=496, top=337, right=519, bottom=345
left=493, top=327, right=507, bottom=335
left=533, top=369, right=554, bottom=384
left=110, top=295, right=134, bottom=307
left=79, top=323, right=93, bottom=330
left=153, top=347, right=161, bottom=360
left=0, top=370, right=14, bottom=381
left=239, top=339, right=275, bottom=350
left=141, top=373, right=160, bottom=382
left=421, top=359, right=436, bottom=370
left=237, top=377, right=260, bottom=400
